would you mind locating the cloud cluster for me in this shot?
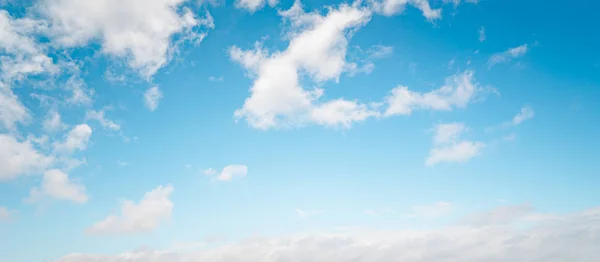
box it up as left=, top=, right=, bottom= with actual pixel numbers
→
left=488, top=44, right=529, bottom=68
left=57, top=205, right=600, bottom=262
left=426, top=122, right=485, bottom=166
left=204, top=164, right=248, bottom=182
left=87, top=185, right=174, bottom=235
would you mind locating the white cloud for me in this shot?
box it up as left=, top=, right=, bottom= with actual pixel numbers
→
left=205, top=164, right=248, bottom=181
left=0, top=10, right=59, bottom=83
left=366, top=44, right=394, bottom=59
left=85, top=109, right=120, bottom=131
left=208, top=76, right=224, bottom=82
left=488, top=44, right=529, bottom=68
left=406, top=202, right=453, bottom=218
left=37, top=0, right=214, bottom=78
left=144, top=86, right=163, bottom=111
left=86, top=185, right=174, bottom=235
left=512, top=106, right=534, bottom=125
left=370, top=0, right=442, bottom=21
left=0, top=87, right=29, bottom=131
left=460, top=204, right=536, bottom=226
left=57, top=205, right=600, bottom=262
left=26, top=169, right=88, bottom=204
left=42, top=109, right=68, bottom=133
left=310, top=99, right=380, bottom=129
left=52, top=124, right=93, bottom=154
left=0, top=134, right=54, bottom=181
left=478, top=26, right=485, bottom=42
left=230, top=2, right=374, bottom=129
left=384, top=70, right=485, bottom=116
left=295, top=208, right=322, bottom=219
left=426, top=122, right=484, bottom=166
left=0, top=206, right=15, bottom=222
left=235, top=0, right=278, bottom=13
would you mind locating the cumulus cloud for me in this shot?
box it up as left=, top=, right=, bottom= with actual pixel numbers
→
left=86, top=185, right=174, bottom=235
left=0, top=134, right=54, bottom=181
left=230, top=2, right=375, bottom=129
left=205, top=165, right=248, bottom=181
left=85, top=109, right=120, bottom=131
left=26, top=169, right=88, bottom=204
left=57, top=205, right=600, bottom=262
left=384, top=70, right=487, bottom=116
left=36, top=0, right=214, bottom=78
left=0, top=87, right=30, bottom=131
left=235, top=0, right=278, bottom=13
left=52, top=124, right=93, bottom=154
left=369, top=0, right=442, bottom=21
left=426, top=122, right=485, bottom=166
left=488, top=44, right=529, bottom=68
left=144, top=86, right=163, bottom=111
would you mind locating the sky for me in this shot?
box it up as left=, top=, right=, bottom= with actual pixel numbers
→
left=0, top=0, right=599, bottom=261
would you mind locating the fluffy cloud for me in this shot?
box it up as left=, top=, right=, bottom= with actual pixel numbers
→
left=52, top=124, right=93, bottom=154
left=369, top=0, right=442, bottom=20
left=512, top=106, right=534, bottom=125
left=85, top=109, right=120, bottom=131
left=144, top=86, right=163, bottom=111
left=36, top=0, right=214, bottom=78
left=86, top=185, right=174, bottom=235
left=26, top=169, right=88, bottom=204
left=205, top=165, right=248, bottom=181
left=230, top=2, right=374, bottom=129
left=488, top=44, right=529, bottom=68
left=426, top=122, right=484, bottom=166
left=235, top=0, right=278, bottom=13
left=0, top=134, right=54, bottom=181
left=57, top=205, right=600, bottom=262
left=384, top=70, right=485, bottom=116
left=0, top=87, right=29, bottom=131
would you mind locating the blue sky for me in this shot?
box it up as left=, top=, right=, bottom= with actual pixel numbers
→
left=0, top=0, right=599, bottom=261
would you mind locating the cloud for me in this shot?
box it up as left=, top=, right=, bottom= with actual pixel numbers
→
left=295, top=208, right=322, bottom=219
left=366, top=44, right=394, bottom=59
left=488, top=44, right=529, bottom=68
left=459, top=204, right=537, bottom=226
left=406, top=202, right=453, bottom=218
left=208, top=76, right=224, bottom=82
left=478, top=26, right=485, bottom=42
left=364, top=207, right=393, bottom=216
left=384, top=70, right=487, bottom=116
left=205, top=165, right=248, bottom=181
left=370, top=0, right=442, bottom=21
left=0, top=87, right=30, bottom=131
left=26, top=169, right=88, bottom=204
left=57, top=205, right=600, bottom=262
left=426, top=122, right=485, bottom=166
left=230, top=2, right=374, bottom=129
left=512, top=106, right=534, bottom=125
left=235, top=0, right=278, bottom=13
left=144, top=86, right=163, bottom=111
left=43, top=109, right=68, bottom=133
left=36, top=0, right=214, bottom=78
left=0, top=206, right=15, bottom=222
left=52, top=124, right=93, bottom=154
left=0, top=134, right=54, bottom=181
left=85, top=109, right=120, bottom=131
left=486, top=106, right=535, bottom=132
left=86, top=185, right=174, bottom=235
